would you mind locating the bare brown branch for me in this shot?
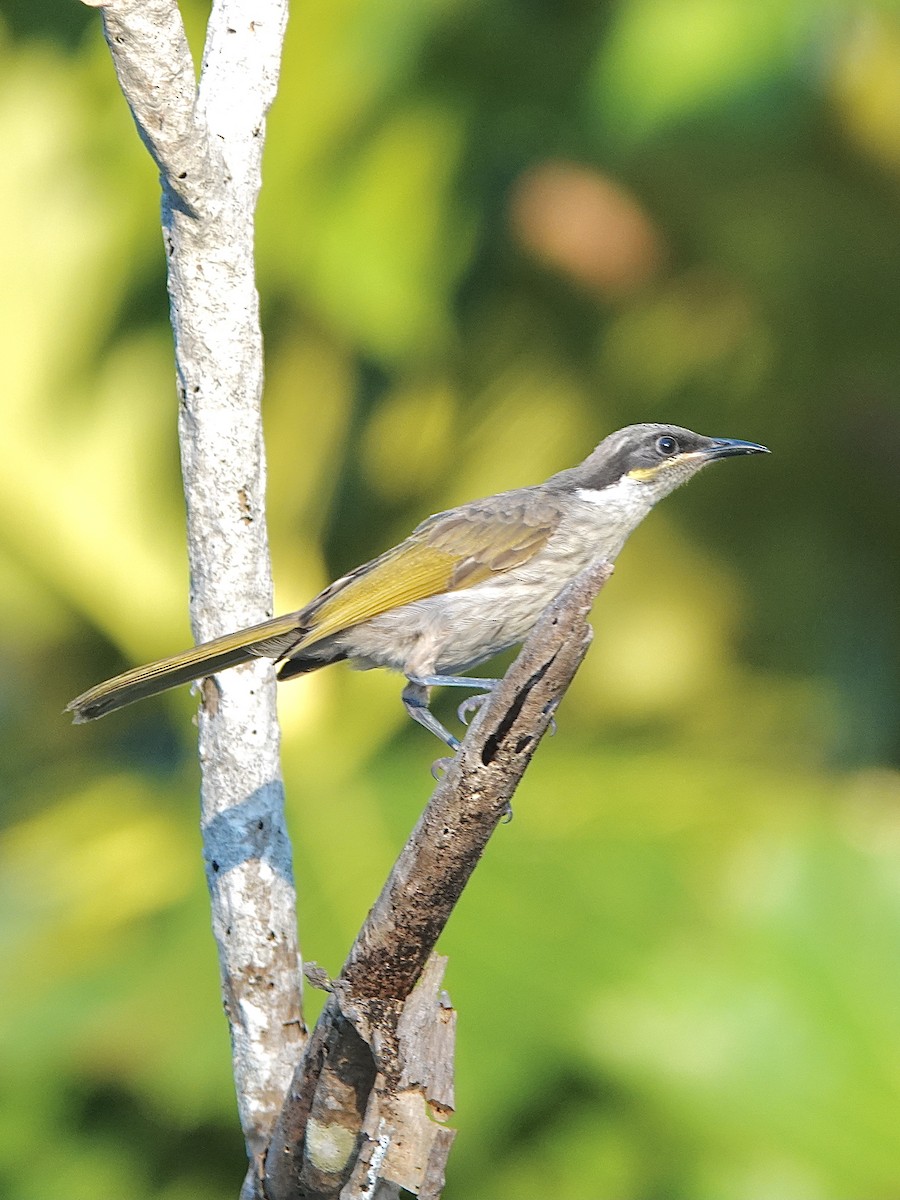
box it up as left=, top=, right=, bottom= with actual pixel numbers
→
left=264, top=561, right=613, bottom=1199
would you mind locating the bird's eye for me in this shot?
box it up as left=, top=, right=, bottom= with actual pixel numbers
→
left=656, top=435, right=679, bottom=457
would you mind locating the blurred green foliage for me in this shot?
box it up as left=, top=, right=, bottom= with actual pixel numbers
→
left=3, top=0, right=900, bottom=1196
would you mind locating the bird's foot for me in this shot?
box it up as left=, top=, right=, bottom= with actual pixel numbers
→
left=457, top=691, right=492, bottom=726
left=407, top=674, right=500, bottom=740
left=431, top=756, right=455, bottom=781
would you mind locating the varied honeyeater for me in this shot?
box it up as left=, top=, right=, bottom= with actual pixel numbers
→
left=67, top=423, right=768, bottom=746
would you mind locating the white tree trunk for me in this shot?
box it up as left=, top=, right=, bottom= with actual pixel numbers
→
left=84, top=0, right=305, bottom=1180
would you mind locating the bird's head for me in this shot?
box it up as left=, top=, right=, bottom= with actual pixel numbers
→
left=560, top=423, right=769, bottom=505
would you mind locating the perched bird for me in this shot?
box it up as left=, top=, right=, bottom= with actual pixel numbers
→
left=67, top=423, right=767, bottom=746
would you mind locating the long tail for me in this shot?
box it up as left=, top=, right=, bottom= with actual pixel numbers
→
left=67, top=612, right=310, bottom=723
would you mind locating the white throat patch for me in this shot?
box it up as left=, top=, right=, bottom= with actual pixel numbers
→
left=573, top=475, right=656, bottom=548
left=575, top=474, right=648, bottom=510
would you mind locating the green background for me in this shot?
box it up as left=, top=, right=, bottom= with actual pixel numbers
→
left=3, top=0, right=900, bottom=1196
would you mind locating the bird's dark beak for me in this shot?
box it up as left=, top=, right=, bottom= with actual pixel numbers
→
left=705, top=437, right=770, bottom=459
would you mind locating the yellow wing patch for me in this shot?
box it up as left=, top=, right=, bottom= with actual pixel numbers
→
left=298, top=493, right=559, bottom=648
left=298, top=539, right=460, bottom=645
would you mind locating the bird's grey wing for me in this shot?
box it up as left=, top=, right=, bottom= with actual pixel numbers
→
left=417, top=489, right=562, bottom=587
left=295, top=488, right=560, bottom=647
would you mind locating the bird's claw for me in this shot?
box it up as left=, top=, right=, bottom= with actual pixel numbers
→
left=431, top=755, right=455, bottom=780
left=457, top=693, right=489, bottom=726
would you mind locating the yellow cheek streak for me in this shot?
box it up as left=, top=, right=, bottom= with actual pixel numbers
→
left=628, top=451, right=707, bottom=482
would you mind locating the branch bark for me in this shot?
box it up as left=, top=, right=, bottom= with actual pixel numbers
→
left=85, top=0, right=305, bottom=1176
left=264, top=561, right=613, bottom=1200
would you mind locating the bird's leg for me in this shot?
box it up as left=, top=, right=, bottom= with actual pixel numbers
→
left=407, top=674, right=501, bottom=727
left=407, top=673, right=558, bottom=739
left=401, top=680, right=460, bottom=750
left=410, top=674, right=501, bottom=691
left=403, top=675, right=506, bottom=756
